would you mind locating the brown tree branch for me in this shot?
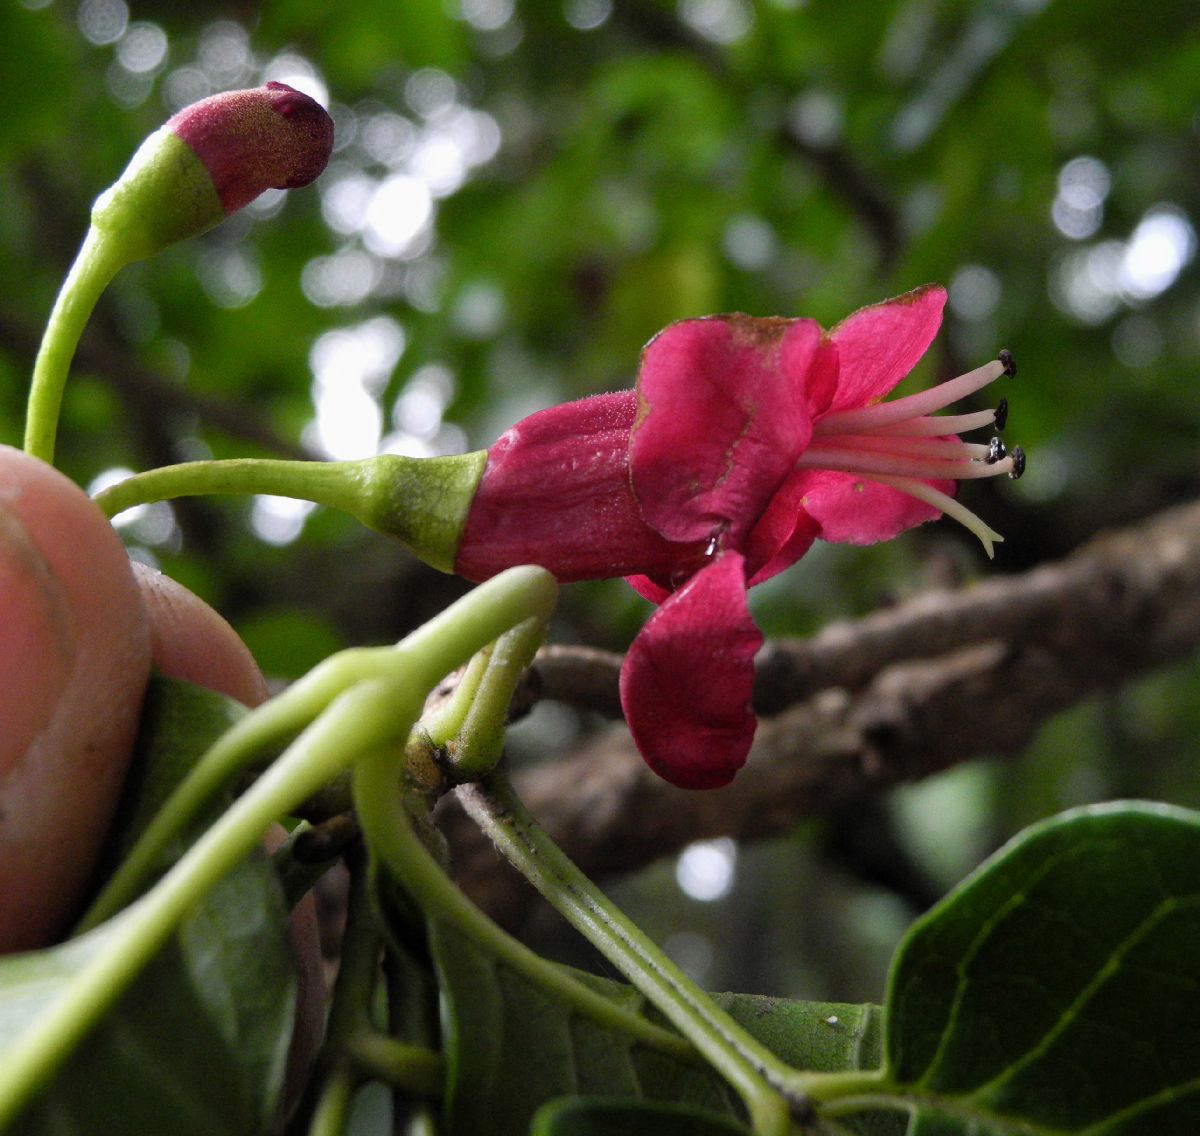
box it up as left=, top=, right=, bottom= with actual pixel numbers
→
left=446, top=499, right=1200, bottom=914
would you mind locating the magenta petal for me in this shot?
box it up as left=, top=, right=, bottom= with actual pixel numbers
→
left=630, top=316, right=822, bottom=546
left=743, top=472, right=820, bottom=587
left=792, top=469, right=953, bottom=545
left=826, top=285, right=946, bottom=413
left=625, top=574, right=671, bottom=605
left=456, top=391, right=705, bottom=585
left=619, top=551, right=761, bottom=790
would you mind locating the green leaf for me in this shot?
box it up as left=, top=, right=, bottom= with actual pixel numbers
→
left=530, top=1095, right=751, bottom=1135
left=713, top=993, right=886, bottom=1076
left=428, top=917, right=891, bottom=1136
left=99, top=673, right=248, bottom=871
left=2, top=864, right=294, bottom=1135
left=0, top=677, right=296, bottom=1134
left=867, top=801, right=1200, bottom=1134
left=712, top=994, right=906, bottom=1136
left=430, top=920, right=732, bottom=1136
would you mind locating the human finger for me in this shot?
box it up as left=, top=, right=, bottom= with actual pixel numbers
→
left=0, top=446, right=150, bottom=951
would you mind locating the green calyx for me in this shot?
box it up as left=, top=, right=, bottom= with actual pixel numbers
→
left=93, top=452, right=489, bottom=576
left=90, top=128, right=225, bottom=264
left=344, top=452, right=489, bottom=573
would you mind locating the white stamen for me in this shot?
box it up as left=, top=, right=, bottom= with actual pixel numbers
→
left=825, top=435, right=993, bottom=460
left=796, top=350, right=1021, bottom=554
left=798, top=446, right=1016, bottom=481
left=814, top=360, right=1005, bottom=437
left=850, top=407, right=1000, bottom=437
left=867, top=474, right=1004, bottom=558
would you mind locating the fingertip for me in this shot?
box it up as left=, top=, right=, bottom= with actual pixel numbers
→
left=131, top=561, right=268, bottom=708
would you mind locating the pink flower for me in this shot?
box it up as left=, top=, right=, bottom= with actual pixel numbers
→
left=456, top=285, right=1022, bottom=788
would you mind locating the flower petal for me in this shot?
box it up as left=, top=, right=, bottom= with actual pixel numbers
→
left=742, top=472, right=821, bottom=586
left=456, top=391, right=706, bottom=584
left=619, top=551, right=761, bottom=789
left=825, top=284, right=946, bottom=413
left=624, top=574, right=671, bottom=605
left=631, top=316, right=826, bottom=546
left=792, top=469, right=953, bottom=545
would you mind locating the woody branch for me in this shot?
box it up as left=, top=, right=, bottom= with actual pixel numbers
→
left=444, top=497, right=1200, bottom=911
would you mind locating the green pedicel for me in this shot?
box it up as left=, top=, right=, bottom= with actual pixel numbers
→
left=93, top=452, right=488, bottom=575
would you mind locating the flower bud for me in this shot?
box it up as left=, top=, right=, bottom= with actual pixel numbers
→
left=91, top=82, right=334, bottom=263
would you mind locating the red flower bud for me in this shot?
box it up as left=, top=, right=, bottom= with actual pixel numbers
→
left=91, top=83, right=334, bottom=262
left=167, top=81, right=334, bottom=216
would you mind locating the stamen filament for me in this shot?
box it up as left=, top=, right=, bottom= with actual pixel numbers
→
left=823, top=435, right=994, bottom=460
left=814, top=360, right=1005, bottom=436
left=846, top=408, right=1001, bottom=437
left=867, top=474, right=1004, bottom=558
left=797, top=446, right=1017, bottom=482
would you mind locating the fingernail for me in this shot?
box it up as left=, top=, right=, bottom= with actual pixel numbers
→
left=0, top=501, right=74, bottom=777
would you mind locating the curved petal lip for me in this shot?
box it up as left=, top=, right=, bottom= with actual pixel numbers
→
left=630, top=317, right=821, bottom=546
left=619, top=551, right=761, bottom=790
left=825, top=284, right=946, bottom=413
left=794, top=469, right=952, bottom=544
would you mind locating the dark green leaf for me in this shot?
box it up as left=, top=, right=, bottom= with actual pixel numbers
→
left=713, top=993, right=885, bottom=1075
left=98, top=673, right=247, bottom=871
left=874, top=802, right=1200, bottom=1134
left=429, top=920, right=734, bottom=1136
left=713, top=994, right=905, bottom=1136
left=429, top=917, right=893, bottom=1136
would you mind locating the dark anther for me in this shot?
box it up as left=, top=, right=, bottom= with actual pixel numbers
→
left=998, top=348, right=1017, bottom=378
left=985, top=436, right=1007, bottom=464
left=1008, top=445, right=1026, bottom=480
left=994, top=396, right=1009, bottom=431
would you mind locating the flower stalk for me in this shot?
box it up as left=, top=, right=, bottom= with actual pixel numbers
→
left=23, top=230, right=128, bottom=464
left=93, top=453, right=487, bottom=575
left=459, top=773, right=815, bottom=1135
left=24, top=84, right=332, bottom=466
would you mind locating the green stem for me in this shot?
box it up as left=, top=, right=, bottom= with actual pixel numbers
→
left=92, top=452, right=486, bottom=574
left=300, top=848, right=378, bottom=1135
left=24, top=227, right=127, bottom=464
left=320, top=850, right=443, bottom=1099
left=323, top=848, right=384, bottom=1048
left=78, top=644, right=406, bottom=931
left=1, top=568, right=558, bottom=1126
left=343, top=1035, right=444, bottom=1097
left=93, top=458, right=381, bottom=520
left=419, top=646, right=492, bottom=746
left=301, top=847, right=445, bottom=1126
left=306, top=1065, right=355, bottom=1136
left=792, top=1069, right=891, bottom=1110
left=458, top=775, right=815, bottom=1136
left=448, top=616, right=545, bottom=779
left=351, top=759, right=698, bottom=1062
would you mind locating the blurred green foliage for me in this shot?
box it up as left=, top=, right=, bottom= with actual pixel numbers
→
left=2, top=0, right=1199, bottom=1003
